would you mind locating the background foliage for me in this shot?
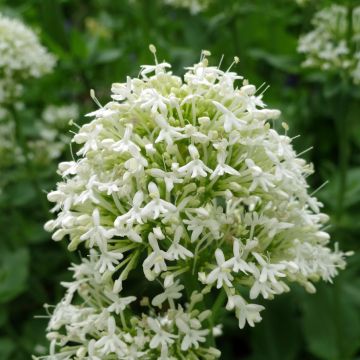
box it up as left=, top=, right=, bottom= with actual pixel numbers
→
left=0, top=0, right=359, bottom=358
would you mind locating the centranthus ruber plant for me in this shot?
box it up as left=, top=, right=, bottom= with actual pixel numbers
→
left=39, top=47, right=350, bottom=359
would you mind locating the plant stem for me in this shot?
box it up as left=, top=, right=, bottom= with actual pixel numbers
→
left=335, top=5, right=355, bottom=222
left=335, top=83, right=350, bottom=222
left=10, top=105, right=49, bottom=216
left=211, top=289, right=227, bottom=324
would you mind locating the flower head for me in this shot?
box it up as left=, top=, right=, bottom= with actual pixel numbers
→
left=41, top=49, right=349, bottom=359
left=298, top=5, right=360, bottom=84
left=0, top=13, right=55, bottom=104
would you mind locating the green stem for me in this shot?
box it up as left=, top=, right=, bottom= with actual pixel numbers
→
left=182, top=273, right=216, bottom=347
left=211, top=289, right=227, bottom=324
left=230, top=16, right=240, bottom=56
left=10, top=105, right=49, bottom=216
left=333, top=280, right=344, bottom=357
left=335, top=83, right=350, bottom=222
left=206, top=289, right=227, bottom=348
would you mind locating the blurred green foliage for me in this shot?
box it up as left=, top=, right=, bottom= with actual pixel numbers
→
left=0, top=0, right=359, bottom=359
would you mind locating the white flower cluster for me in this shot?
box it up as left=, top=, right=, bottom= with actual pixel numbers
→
left=0, top=13, right=56, bottom=104
left=28, top=104, right=79, bottom=164
left=42, top=104, right=79, bottom=127
left=298, top=5, right=360, bottom=83
left=41, top=49, right=349, bottom=359
left=162, top=0, right=211, bottom=14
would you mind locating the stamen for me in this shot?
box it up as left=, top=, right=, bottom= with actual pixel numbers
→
left=226, top=56, right=240, bottom=72
left=69, top=119, right=80, bottom=129
left=310, top=180, right=329, bottom=196
left=90, top=89, right=102, bottom=108
left=200, top=49, right=211, bottom=62
left=297, top=146, right=313, bottom=157
left=281, top=122, right=289, bottom=135
left=149, top=44, right=158, bottom=65
left=218, top=54, right=224, bottom=69
left=259, top=84, right=270, bottom=96
left=256, top=82, right=267, bottom=93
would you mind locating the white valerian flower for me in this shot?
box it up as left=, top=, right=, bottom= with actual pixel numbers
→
left=212, top=100, right=246, bottom=133
left=249, top=264, right=289, bottom=300
left=232, top=239, right=253, bottom=274
left=80, top=208, right=115, bottom=251
left=252, top=252, right=287, bottom=284
left=114, top=190, right=144, bottom=227
left=226, top=295, right=265, bottom=329
left=166, top=226, right=194, bottom=260
left=95, top=249, right=124, bottom=273
left=210, top=148, right=240, bottom=179
left=104, top=124, right=140, bottom=157
left=206, top=249, right=235, bottom=289
left=41, top=49, right=349, bottom=359
left=141, top=182, right=177, bottom=220
left=95, top=317, right=128, bottom=356
left=298, top=4, right=360, bottom=84
left=176, top=316, right=209, bottom=351
left=105, top=291, right=137, bottom=314
left=245, top=158, right=275, bottom=192
left=143, top=232, right=170, bottom=280
left=152, top=281, right=184, bottom=307
left=178, top=144, right=213, bottom=178
left=87, top=339, right=102, bottom=360
left=154, top=114, right=186, bottom=145
left=184, top=203, right=226, bottom=242
left=148, top=168, right=184, bottom=193
left=0, top=13, right=55, bottom=104
left=147, top=317, right=178, bottom=350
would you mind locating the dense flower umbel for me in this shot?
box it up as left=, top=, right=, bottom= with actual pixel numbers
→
left=0, top=13, right=55, bottom=104
left=41, top=49, right=349, bottom=359
left=298, top=5, right=360, bottom=83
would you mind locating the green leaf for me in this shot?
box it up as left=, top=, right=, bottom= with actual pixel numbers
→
left=0, top=338, right=15, bottom=359
left=319, top=168, right=360, bottom=211
left=21, top=317, right=48, bottom=355
left=0, top=248, right=30, bottom=303
left=301, top=279, right=360, bottom=360
left=40, top=0, right=68, bottom=49
left=249, top=294, right=300, bottom=360
left=0, top=306, right=7, bottom=327
left=26, top=222, right=50, bottom=244
left=248, top=49, right=298, bottom=73
left=6, top=181, right=36, bottom=207
left=94, top=48, right=122, bottom=64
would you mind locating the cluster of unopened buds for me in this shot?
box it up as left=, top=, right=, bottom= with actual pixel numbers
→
left=38, top=47, right=349, bottom=359
left=298, top=4, right=360, bottom=83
